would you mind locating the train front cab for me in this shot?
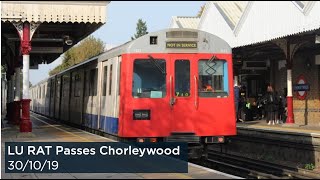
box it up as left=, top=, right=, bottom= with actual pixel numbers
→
left=118, top=29, right=236, bottom=159
left=122, top=53, right=235, bottom=157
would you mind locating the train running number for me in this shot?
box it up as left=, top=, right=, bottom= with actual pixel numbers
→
left=175, top=92, right=190, bottom=97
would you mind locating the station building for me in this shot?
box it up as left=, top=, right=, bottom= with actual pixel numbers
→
left=170, top=1, right=320, bottom=126
left=1, top=1, right=109, bottom=131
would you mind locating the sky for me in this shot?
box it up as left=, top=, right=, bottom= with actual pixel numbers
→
left=29, top=1, right=205, bottom=85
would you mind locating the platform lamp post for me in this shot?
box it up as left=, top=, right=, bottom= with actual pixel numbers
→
left=6, top=73, right=14, bottom=124
left=13, top=66, right=21, bottom=125
left=285, top=41, right=295, bottom=124
left=12, top=21, right=40, bottom=133
left=274, top=39, right=296, bottom=124
left=20, top=22, right=32, bottom=132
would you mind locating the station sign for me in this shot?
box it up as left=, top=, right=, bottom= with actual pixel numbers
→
left=166, top=42, right=197, bottom=48
left=293, top=84, right=310, bottom=91
left=294, top=75, right=309, bottom=100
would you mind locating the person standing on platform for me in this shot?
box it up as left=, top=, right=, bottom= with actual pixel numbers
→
left=264, top=84, right=278, bottom=125
left=234, top=83, right=241, bottom=122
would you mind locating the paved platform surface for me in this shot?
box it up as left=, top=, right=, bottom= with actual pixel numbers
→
left=1, top=112, right=241, bottom=179
left=237, top=119, right=320, bottom=136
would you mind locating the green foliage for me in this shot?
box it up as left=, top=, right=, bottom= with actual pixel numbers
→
left=1, top=65, right=7, bottom=75
left=197, top=4, right=205, bottom=18
left=131, top=19, right=148, bottom=40
left=49, top=36, right=105, bottom=76
left=304, top=163, right=315, bottom=170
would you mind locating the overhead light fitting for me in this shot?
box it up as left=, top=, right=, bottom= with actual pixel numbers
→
left=63, top=35, right=73, bottom=46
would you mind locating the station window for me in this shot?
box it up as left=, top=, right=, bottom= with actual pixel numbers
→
left=132, top=59, right=166, bottom=98
left=175, top=60, right=190, bottom=97
left=198, top=59, right=229, bottom=97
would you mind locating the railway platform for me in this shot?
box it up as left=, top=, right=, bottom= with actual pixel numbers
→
left=1, top=112, right=241, bottom=179
left=237, top=120, right=320, bottom=135
left=226, top=120, right=320, bottom=175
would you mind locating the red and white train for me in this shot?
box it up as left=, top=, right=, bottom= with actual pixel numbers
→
left=30, top=28, right=236, bottom=158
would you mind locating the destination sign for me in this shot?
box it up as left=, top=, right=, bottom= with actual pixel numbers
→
left=166, top=42, right=197, bottom=48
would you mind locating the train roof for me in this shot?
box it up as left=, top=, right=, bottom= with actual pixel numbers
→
left=98, top=28, right=232, bottom=61
left=31, top=56, right=99, bottom=87
left=31, top=28, right=232, bottom=88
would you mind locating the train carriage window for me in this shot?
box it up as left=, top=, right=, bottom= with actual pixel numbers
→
left=43, top=85, right=46, bottom=98
left=56, top=78, right=60, bottom=98
left=198, top=59, right=229, bottom=97
left=102, top=66, right=108, bottom=96
left=84, top=71, right=89, bottom=96
left=132, top=59, right=166, bottom=98
left=89, top=69, right=97, bottom=96
left=50, top=80, right=54, bottom=98
left=63, top=76, right=70, bottom=97
left=74, top=74, right=81, bottom=97
left=46, top=83, right=50, bottom=98
left=175, top=60, right=190, bottom=97
left=118, top=62, right=121, bottom=96
left=109, top=65, right=113, bottom=96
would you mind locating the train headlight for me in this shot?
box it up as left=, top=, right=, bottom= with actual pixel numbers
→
left=134, top=112, right=142, bottom=119
left=133, top=110, right=150, bottom=120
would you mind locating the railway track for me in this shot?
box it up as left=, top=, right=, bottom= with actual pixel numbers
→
left=31, top=112, right=319, bottom=179
left=191, top=149, right=318, bottom=179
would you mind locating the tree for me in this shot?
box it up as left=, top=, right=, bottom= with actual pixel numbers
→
left=131, top=19, right=148, bottom=40
left=1, top=65, right=7, bottom=77
left=197, top=4, right=205, bottom=18
left=49, top=36, right=105, bottom=76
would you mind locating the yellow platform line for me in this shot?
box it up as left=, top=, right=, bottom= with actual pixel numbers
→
left=30, top=114, right=92, bottom=142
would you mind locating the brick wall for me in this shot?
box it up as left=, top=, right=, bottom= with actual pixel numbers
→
left=292, top=53, right=320, bottom=126
left=273, top=53, right=320, bottom=126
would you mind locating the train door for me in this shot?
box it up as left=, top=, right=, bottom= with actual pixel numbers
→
left=83, top=68, right=98, bottom=129
left=60, top=74, right=70, bottom=122
left=70, top=71, right=83, bottom=125
left=99, top=62, right=108, bottom=132
left=99, top=57, right=120, bottom=134
left=169, top=54, right=196, bottom=132
left=49, top=78, right=55, bottom=118
left=54, top=76, right=62, bottom=119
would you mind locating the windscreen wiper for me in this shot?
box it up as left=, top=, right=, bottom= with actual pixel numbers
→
left=147, top=55, right=166, bottom=75
left=205, top=55, right=217, bottom=75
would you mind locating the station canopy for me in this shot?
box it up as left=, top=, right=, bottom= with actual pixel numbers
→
left=1, top=1, right=109, bottom=68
